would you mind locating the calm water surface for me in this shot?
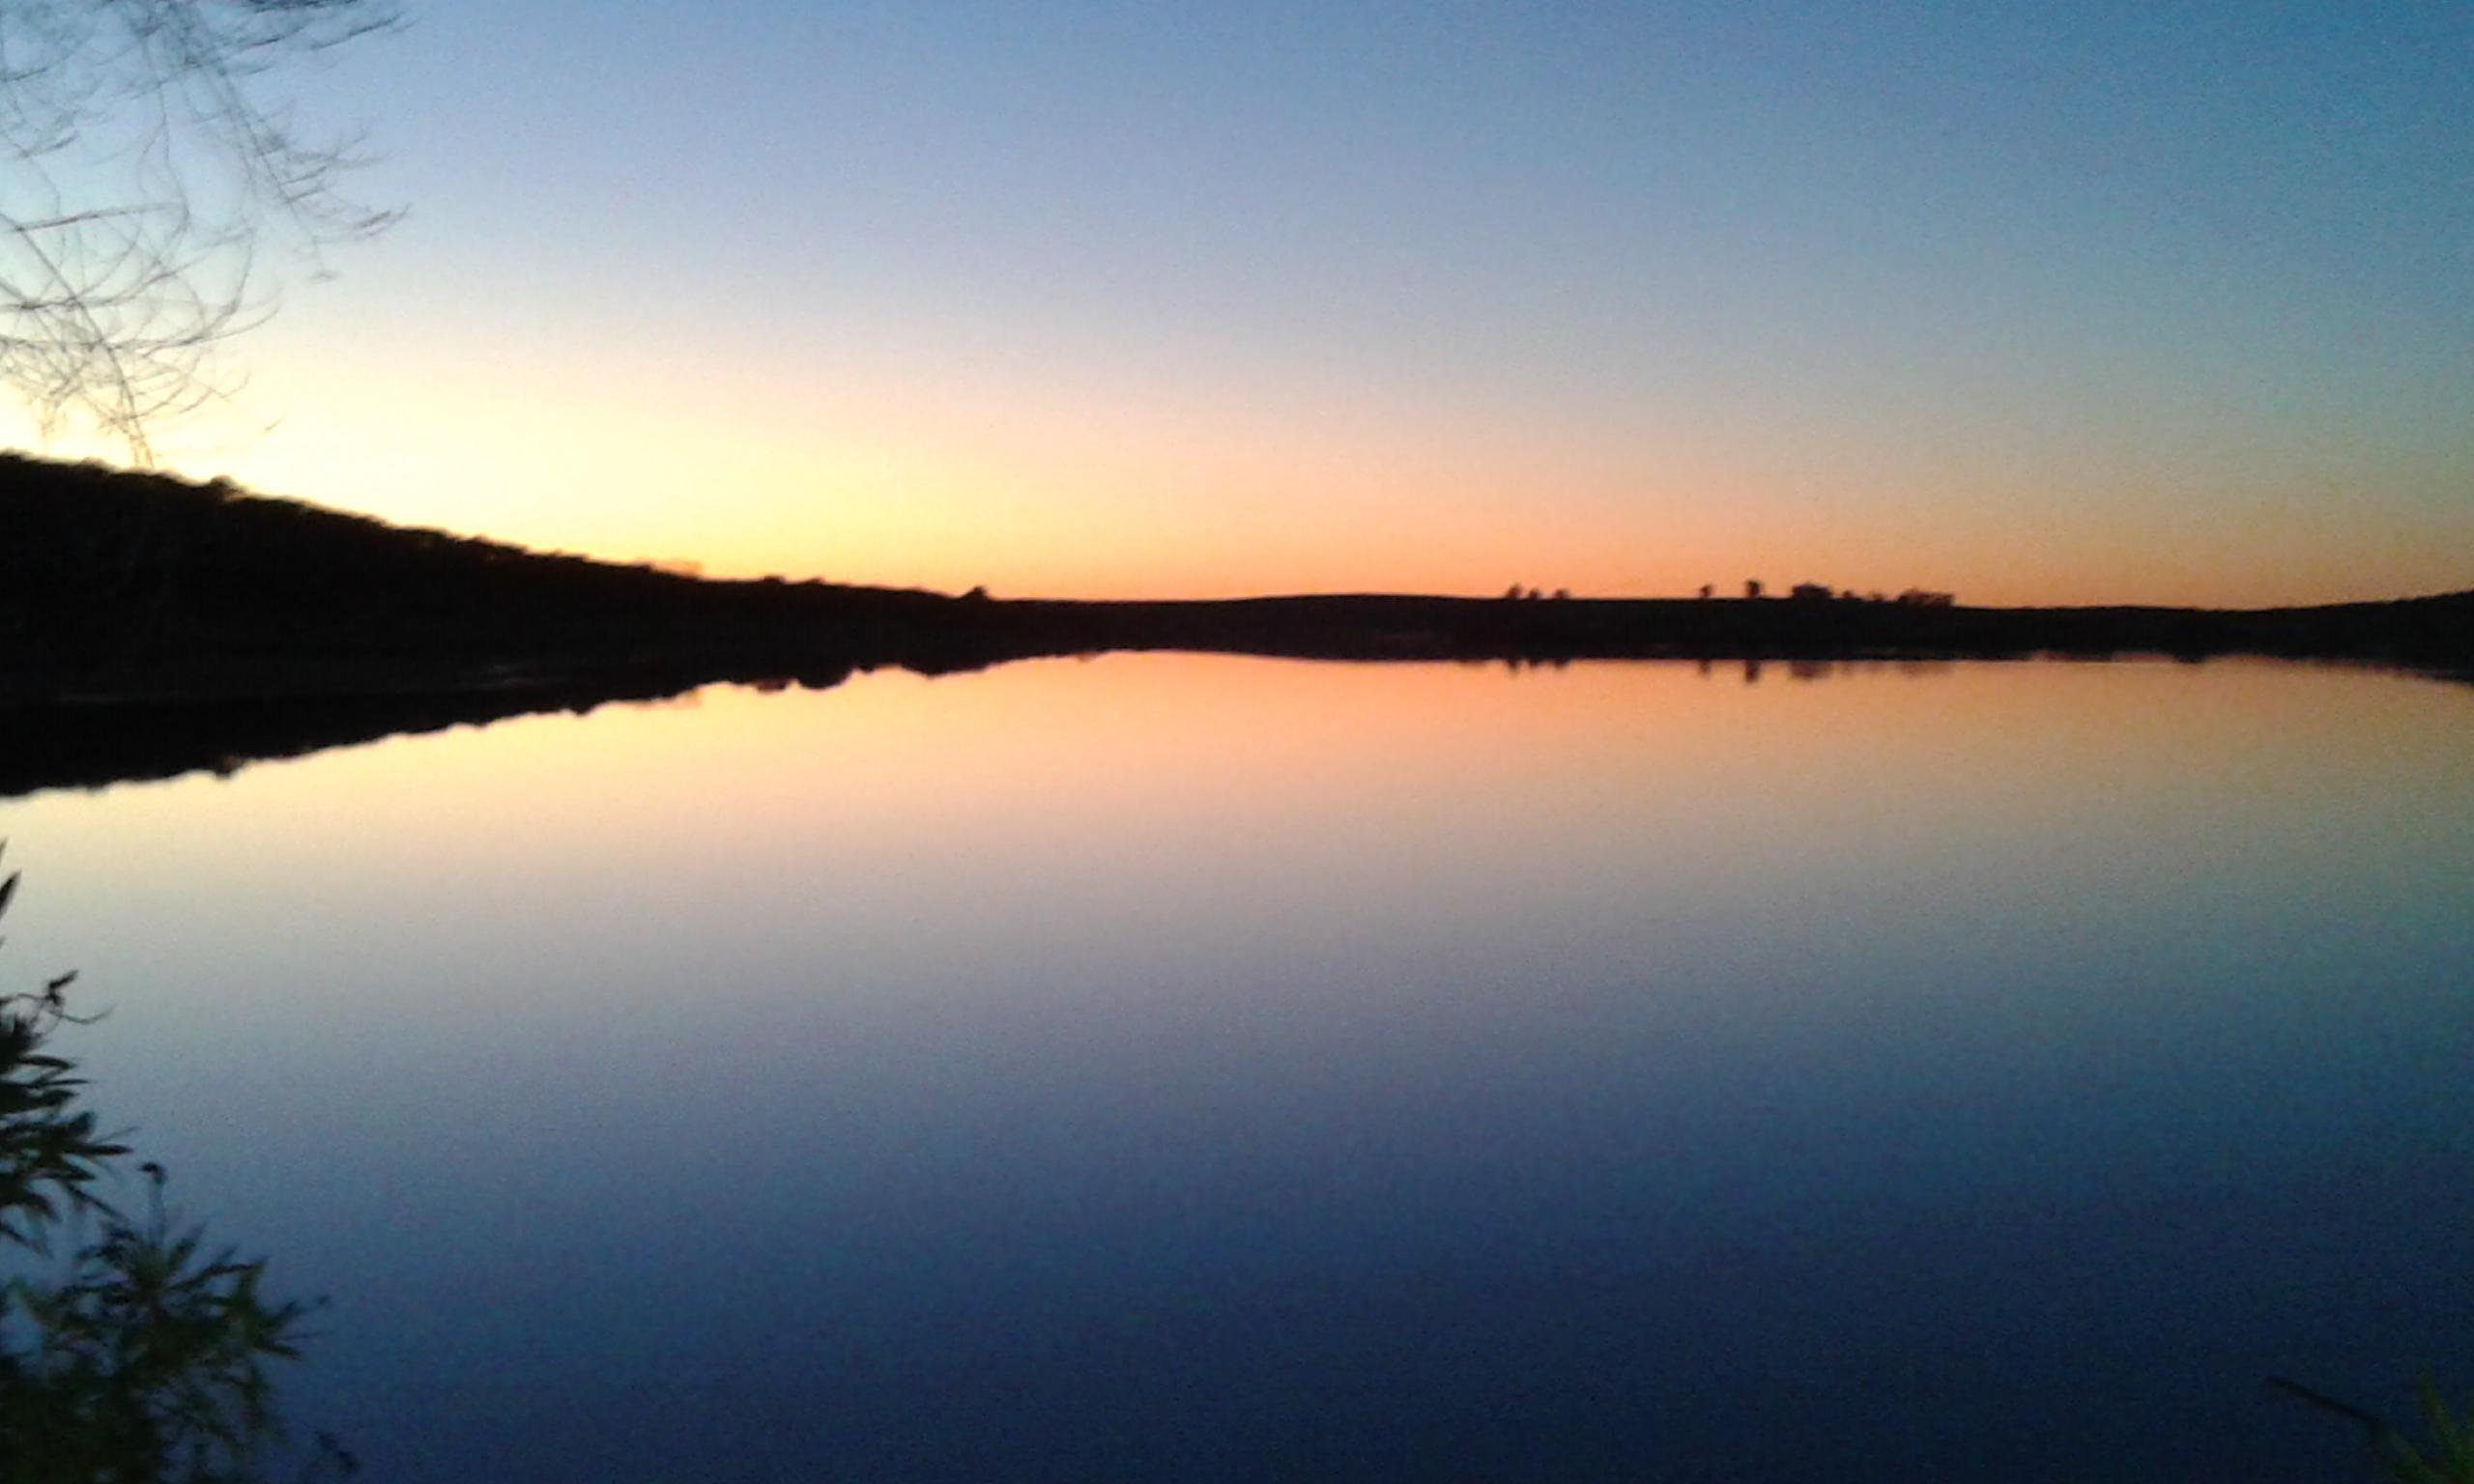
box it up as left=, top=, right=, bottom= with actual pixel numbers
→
left=7, top=655, right=2471, bottom=1481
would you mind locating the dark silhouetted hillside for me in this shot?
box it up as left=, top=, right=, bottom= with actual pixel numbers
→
left=0, top=452, right=1002, bottom=703
left=4, top=450, right=2467, bottom=796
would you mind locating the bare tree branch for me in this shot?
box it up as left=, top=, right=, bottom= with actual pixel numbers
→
left=0, top=0, right=399, bottom=463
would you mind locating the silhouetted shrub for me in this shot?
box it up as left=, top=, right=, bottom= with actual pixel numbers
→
left=0, top=851, right=349, bottom=1481
left=2273, top=1377, right=2474, bottom=1483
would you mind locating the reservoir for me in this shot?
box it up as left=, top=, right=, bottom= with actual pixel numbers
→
left=6, top=654, right=2469, bottom=1481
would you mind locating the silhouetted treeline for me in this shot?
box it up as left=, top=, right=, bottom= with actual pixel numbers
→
left=10, top=452, right=2471, bottom=696
left=964, top=590, right=2474, bottom=673
left=0, top=453, right=1006, bottom=704
left=4, top=450, right=2469, bottom=797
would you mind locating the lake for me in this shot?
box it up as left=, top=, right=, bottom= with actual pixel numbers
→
left=6, top=653, right=2470, bottom=1481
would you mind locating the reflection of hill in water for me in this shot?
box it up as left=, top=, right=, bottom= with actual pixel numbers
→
left=3, top=666, right=820, bottom=797
left=6, top=450, right=2469, bottom=797
left=16, top=647, right=2468, bottom=802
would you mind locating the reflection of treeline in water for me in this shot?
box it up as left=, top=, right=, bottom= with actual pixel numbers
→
left=6, top=450, right=2470, bottom=728
left=0, top=674, right=755, bottom=797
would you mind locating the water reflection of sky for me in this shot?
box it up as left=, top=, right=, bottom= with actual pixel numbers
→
left=6, top=657, right=2471, bottom=1480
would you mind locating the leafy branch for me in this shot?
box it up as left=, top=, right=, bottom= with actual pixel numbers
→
left=0, top=847, right=352, bottom=1482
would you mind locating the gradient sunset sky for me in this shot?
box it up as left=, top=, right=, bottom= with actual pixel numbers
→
left=15, top=0, right=2469, bottom=605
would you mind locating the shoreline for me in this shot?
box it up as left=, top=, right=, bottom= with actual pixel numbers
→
left=7, top=609, right=2466, bottom=802
left=7, top=451, right=2468, bottom=795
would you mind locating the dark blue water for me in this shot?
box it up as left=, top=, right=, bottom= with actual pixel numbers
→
left=8, top=656, right=2470, bottom=1480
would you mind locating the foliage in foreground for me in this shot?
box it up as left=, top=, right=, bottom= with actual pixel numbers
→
left=2274, top=1376, right=2474, bottom=1482
left=0, top=853, right=349, bottom=1482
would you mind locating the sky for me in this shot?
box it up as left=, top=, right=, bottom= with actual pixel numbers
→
left=10, top=0, right=2470, bottom=605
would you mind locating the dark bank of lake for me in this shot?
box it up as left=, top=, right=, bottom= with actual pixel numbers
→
left=6, top=653, right=2471, bottom=1481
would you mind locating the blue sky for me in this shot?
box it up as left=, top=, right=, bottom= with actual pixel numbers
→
left=29, top=0, right=2468, bottom=602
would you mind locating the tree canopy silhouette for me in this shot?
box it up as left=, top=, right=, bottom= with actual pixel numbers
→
left=0, top=0, right=399, bottom=462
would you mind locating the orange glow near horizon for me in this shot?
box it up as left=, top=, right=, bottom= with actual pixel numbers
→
left=10, top=650, right=2469, bottom=1040
left=23, top=653, right=2465, bottom=904
left=12, top=327, right=2468, bottom=611
left=6, top=3, right=2470, bottom=615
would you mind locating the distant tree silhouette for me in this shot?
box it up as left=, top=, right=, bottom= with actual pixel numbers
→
left=1698, top=585, right=1714, bottom=600
left=0, top=0, right=400, bottom=461
left=1744, top=580, right=1763, bottom=599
